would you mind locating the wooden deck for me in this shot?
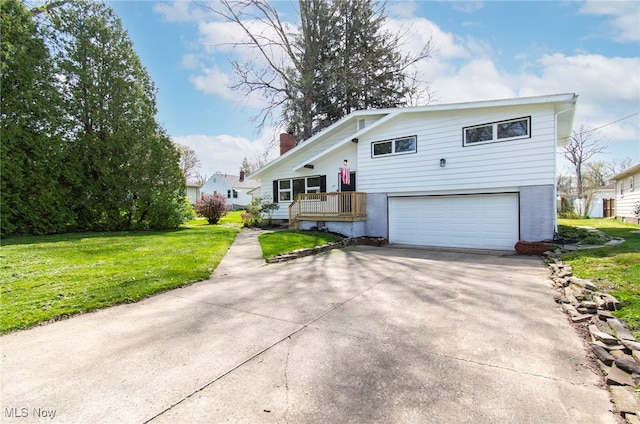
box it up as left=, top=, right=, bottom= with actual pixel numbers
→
left=289, top=192, right=366, bottom=229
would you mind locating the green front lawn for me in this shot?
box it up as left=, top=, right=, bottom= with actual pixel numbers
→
left=258, top=230, right=343, bottom=259
left=557, top=218, right=640, bottom=335
left=0, top=223, right=238, bottom=334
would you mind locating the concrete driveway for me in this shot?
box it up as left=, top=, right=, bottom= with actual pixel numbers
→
left=1, top=230, right=617, bottom=423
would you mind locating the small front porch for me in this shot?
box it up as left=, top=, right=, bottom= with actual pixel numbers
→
left=288, top=192, right=366, bottom=230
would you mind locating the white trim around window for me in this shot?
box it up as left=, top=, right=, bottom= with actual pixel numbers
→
left=463, top=116, right=531, bottom=146
left=371, top=135, right=417, bottom=158
left=277, top=176, right=322, bottom=202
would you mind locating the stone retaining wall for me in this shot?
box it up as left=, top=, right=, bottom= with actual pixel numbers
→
left=546, top=250, right=640, bottom=422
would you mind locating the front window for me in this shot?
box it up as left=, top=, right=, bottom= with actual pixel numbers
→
left=464, top=117, right=530, bottom=146
left=279, top=180, right=291, bottom=201
left=278, top=176, right=323, bottom=201
left=372, top=135, right=417, bottom=157
left=630, top=176, right=635, bottom=192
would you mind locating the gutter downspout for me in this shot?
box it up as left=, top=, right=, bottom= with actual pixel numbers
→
left=554, top=103, right=576, bottom=239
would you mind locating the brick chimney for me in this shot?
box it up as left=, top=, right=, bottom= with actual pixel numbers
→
left=239, top=169, right=245, bottom=182
left=280, top=133, right=296, bottom=155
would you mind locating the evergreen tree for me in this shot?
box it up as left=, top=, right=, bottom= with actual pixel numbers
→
left=291, top=0, right=417, bottom=138
left=1, top=0, right=72, bottom=235
left=50, top=1, right=185, bottom=231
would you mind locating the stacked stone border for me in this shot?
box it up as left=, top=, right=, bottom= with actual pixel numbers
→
left=265, top=236, right=388, bottom=264
left=545, top=249, right=640, bottom=423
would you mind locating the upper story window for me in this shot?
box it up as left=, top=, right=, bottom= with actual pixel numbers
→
left=372, top=135, right=417, bottom=158
left=463, top=117, right=530, bottom=146
left=630, top=176, right=635, bottom=192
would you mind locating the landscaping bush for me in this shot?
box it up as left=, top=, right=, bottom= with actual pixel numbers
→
left=242, top=197, right=280, bottom=227
left=195, top=193, right=229, bottom=224
left=558, top=210, right=584, bottom=219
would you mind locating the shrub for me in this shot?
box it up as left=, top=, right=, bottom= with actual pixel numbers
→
left=558, top=211, right=584, bottom=219
left=195, top=193, right=229, bottom=224
left=559, top=197, right=572, bottom=214
left=242, top=197, right=280, bottom=227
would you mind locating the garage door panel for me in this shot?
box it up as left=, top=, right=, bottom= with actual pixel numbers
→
left=389, top=194, right=519, bottom=250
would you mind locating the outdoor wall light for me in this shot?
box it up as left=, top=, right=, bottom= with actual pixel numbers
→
left=351, top=138, right=359, bottom=143
left=304, top=164, right=314, bottom=169
left=440, top=158, right=446, bottom=167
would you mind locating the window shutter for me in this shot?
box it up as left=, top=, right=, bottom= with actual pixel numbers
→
left=320, top=175, right=326, bottom=193
left=273, top=180, right=279, bottom=202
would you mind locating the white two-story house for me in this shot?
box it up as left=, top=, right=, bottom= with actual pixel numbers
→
left=249, top=93, right=578, bottom=251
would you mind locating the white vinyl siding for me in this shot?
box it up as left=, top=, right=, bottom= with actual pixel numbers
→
left=261, top=145, right=357, bottom=220
left=357, top=104, right=556, bottom=194
left=389, top=194, right=519, bottom=250
left=615, top=171, right=640, bottom=220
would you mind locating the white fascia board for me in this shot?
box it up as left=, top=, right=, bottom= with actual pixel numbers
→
left=292, top=111, right=401, bottom=171
left=612, top=163, right=640, bottom=180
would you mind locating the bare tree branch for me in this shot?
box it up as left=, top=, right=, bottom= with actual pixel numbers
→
left=563, top=123, right=609, bottom=198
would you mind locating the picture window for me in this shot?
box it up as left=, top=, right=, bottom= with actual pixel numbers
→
left=372, top=135, right=417, bottom=157
left=464, top=117, right=530, bottom=146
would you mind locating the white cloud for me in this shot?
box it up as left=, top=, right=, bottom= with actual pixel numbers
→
left=450, top=1, right=485, bottom=14
left=428, top=58, right=514, bottom=103
left=385, top=17, right=470, bottom=61
left=172, top=129, right=277, bottom=178
left=386, top=1, right=420, bottom=18
left=579, top=0, right=640, bottom=42
left=197, top=20, right=247, bottom=54
left=180, top=53, right=201, bottom=70
left=188, top=66, right=270, bottom=110
left=153, top=1, right=209, bottom=23
left=188, top=66, right=232, bottom=97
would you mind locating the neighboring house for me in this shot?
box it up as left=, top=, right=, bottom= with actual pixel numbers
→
left=200, top=171, right=259, bottom=210
left=612, top=164, right=640, bottom=224
left=185, top=182, right=202, bottom=206
left=250, top=93, right=578, bottom=251
left=583, top=183, right=615, bottom=218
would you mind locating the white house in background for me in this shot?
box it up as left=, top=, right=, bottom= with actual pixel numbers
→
left=612, top=163, right=640, bottom=224
left=249, top=93, right=578, bottom=251
left=200, top=171, right=259, bottom=210
left=185, top=182, right=202, bottom=205
left=584, top=183, right=615, bottom=218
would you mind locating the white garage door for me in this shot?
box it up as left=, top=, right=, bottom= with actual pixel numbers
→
left=389, top=194, right=519, bottom=250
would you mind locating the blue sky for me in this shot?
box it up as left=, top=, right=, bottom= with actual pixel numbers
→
left=109, top=0, right=640, bottom=178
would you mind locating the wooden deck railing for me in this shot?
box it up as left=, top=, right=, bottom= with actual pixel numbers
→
left=289, top=192, right=366, bottom=227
